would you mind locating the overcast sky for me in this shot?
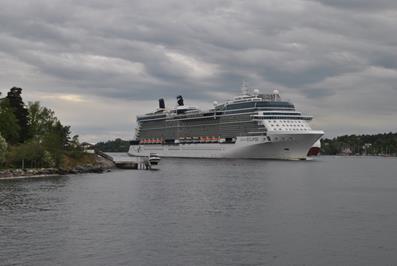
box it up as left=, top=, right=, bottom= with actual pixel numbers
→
left=1, top=0, right=396, bottom=142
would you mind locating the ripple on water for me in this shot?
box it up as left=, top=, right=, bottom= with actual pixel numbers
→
left=1, top=156, right=397, bottom=265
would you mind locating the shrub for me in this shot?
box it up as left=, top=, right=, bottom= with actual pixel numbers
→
left=0, top=133, right=7, bottom=166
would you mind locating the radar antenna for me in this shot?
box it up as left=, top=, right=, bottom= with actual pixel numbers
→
left=272, top=89, right=281, bottom=101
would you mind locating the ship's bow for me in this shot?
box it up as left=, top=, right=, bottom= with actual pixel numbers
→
left=266, top=130, right=324, bottom=160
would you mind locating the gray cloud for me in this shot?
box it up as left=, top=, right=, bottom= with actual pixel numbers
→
left=1, top=0, right=396, bottom=140
left=313, top=0, right=397, bottom=10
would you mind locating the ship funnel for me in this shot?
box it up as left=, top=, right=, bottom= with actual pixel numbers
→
left=177, top=95, right=184, bottom=106
left=159, top=98, right=165, bottom=109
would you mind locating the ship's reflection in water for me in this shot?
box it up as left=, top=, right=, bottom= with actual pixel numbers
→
left=1, top=156, right=397, bottom=265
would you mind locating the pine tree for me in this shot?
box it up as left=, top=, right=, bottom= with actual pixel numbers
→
left=0, top=99, right=20, bottom=144
left=6, top=87, right=29, bottom=142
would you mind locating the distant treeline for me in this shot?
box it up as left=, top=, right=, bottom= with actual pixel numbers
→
left=95, top=138, right=130, bottom=152
left=0, top=87, right=84, bottom=169
left=321, top=133, right=397, bottom=156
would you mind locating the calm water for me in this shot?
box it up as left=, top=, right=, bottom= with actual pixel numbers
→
left=1, top=156, right=397, bottom=265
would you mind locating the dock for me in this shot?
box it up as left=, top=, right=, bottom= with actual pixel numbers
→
left=95, top=149, right=154, bottom=170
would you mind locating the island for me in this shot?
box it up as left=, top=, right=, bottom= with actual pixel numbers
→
left=0, top=87, right=114, bottom=179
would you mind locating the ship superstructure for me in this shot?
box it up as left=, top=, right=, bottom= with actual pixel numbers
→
left=129, top=85, right=324, bottom=160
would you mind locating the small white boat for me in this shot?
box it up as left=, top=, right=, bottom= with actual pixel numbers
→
left=149, top=153, right=160, bottom=165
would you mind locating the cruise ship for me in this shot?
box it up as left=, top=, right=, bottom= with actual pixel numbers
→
left=128, top=85, right=324, bottom=160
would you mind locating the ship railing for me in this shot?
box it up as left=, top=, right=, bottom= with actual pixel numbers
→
left=252, top=115, right=313, bottom=121
left=179, top=136, right=223, bottom=144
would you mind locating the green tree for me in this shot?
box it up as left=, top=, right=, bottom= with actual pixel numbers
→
left=27, top=101, right=72, bottom=166
left=6, top=87, right=29, bottom=142
left=42, top=150, right=55, bottom=168
left=0, top=98, right=20, bottom=144
left=28, top=101, right=58, bottom=141
left=95, top=138, right=130, bottom=152
left=5, top=141, right=58, bottom=169
left=321, top=133, right=397, bottom=155
left=6, top=141, right=44, bottom=168
left=1, top=93, right=78, bottom=169
left=0, top=133, right=7, bottom=166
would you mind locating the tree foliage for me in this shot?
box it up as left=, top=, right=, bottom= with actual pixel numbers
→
left=0, top=133, right=7, bottom=165
left=41, top=122, right=71, bottom=166
left=27, top=102, right=71, bottom=166
left=1, top=87, right=76, bottom=168
left=0, top=98, right=20, bottom=144
left=6, top=142, right=45, bottom=168
left=321, top=133, right=397, bottom=156
left=6, top=87, right=29, bottom=142
left=95, top=138, right=130, bottom=152
left=28, top=101, right=57, bottom=140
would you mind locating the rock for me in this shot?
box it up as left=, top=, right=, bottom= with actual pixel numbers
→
left=0, top=156, right=113, bottom=179
left=91, top=166, right=104, bottom=173
left=94, top=155, right=116, bottom=169
left=0, top=170, right=13, bottom=178
left=13, top=169, right=24, bottom=176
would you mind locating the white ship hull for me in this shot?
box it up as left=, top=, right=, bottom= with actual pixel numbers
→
left=128, top=131, right=323, bottom=160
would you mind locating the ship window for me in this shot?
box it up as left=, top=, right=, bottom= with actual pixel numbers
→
left=226, top=102, right=255, bottom=110
left=256, top=101, right=295, bottom=108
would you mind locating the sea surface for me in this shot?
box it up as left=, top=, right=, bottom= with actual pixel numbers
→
left=1, top=156, right=397, bottom=266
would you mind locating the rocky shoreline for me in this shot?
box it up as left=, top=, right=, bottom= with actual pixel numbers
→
left=0, top=155, right=116, bottom=180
